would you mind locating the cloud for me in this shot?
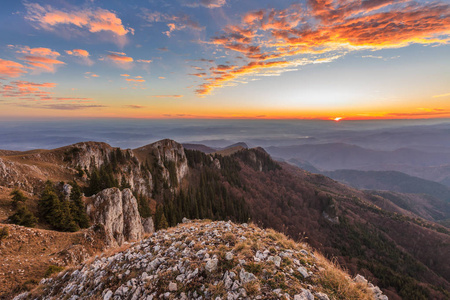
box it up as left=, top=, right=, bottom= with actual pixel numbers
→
left=24, top=3, right=133, bottom=46
left=66, top=49, right=93, bottom=66
left=433, top=92, right=450, bottom=98
left=183, top=0, right=227, bottom=8
left=105, top=52, right=134, bottom=69
left=17, top=46, right=60, bottom=57
left=385, top=108, right=450, bottom=117
left=159, top=77, right=166, bottom=79
left=137, top=59, right=152, bottom=63
left=0, top=59, right=27, bottom=78
left=84, top=72, right=99, bottom=78
left=107, top=53, right=133, bottom=62
left=141, top=10, right=204, bottom=37
left=125, top=104, right=145, bottom=109
left=126, top=78, right=145, bottom=82
left=12, top=46, right=65, bottom=74
left=65, top=49, right=89, bottom=57
left=32, top=103, right=106, bottom=110
left=193, top=0, right=450, bottom=95
left=120, top=74, right=130, bottom=77
left=151, top=95, right=184, bottom=98
left=1, top=80, right=104, bottom=110
left=0, top=80, right=56, bottom=100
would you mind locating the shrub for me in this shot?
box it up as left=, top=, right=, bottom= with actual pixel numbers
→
left=10, top=189, right=27, bottom=208
left=45, top=265, right=64, bottom=277
left=0, top=226, right=9, bottom=245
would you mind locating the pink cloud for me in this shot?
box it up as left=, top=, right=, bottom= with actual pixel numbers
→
left=126, top=78, right=145, bottom=82
left=0, top=59, right=28, bottom=78
left=107, top=53, right=133, bottom=63
left=193, top=0, right=450, bottom=95
left=151, top=95, right=184, bottom=98
left=16, top=46, right=60, bottom=57
left=65, top=49, right=90, bottom=57
left=24, top=3, right=133, bottom=46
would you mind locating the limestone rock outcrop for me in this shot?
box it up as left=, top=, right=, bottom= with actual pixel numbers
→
left=86, top=188, right=153, bottom=246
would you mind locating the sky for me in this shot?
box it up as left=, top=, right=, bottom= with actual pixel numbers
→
left=0, top=0, right=449, bottom=120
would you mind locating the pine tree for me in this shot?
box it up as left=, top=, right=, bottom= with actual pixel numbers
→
left=158, top=214, right=168, bottom=230
left=10, top=189, right=27, bottom=209
left=120, top=175, right=131, bottom=190
left=70, top=181, right=90, bottom=229
left=8, top=204, right=37, bottom=227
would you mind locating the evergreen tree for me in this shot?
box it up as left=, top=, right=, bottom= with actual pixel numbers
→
left=38, top=181, right=76, bottom=231
left=10, top=189, right=27, bottom=209
left=137, top=194, right=152, bottom=218
left=8, top=204, right=37, bottom=227
left=70, top=181, right=90, bottom=229
left=158, top=213, right=169, bottom=230
left=120, top=175, right=131, bottom=190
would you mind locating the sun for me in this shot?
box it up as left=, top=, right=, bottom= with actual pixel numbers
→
left=331, top=117, right=343, bottom=122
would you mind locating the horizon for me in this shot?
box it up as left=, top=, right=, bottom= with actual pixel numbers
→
left=1, top=117, right=450, bottom=151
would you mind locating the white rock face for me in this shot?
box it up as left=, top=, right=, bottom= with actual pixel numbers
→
left=150, top=139, right=189, bottom=186
left=87, top=188, right=152, bottom=246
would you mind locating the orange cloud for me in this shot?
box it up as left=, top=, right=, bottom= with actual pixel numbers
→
left=126, top=78, right=145, bottom=82
left=107, top=53, right=133, bottom=62
left=137, top=59, right=152, bottom=63
left=84, top=72, right=99, bottom=78
left=120, top=74, right=130, bottom=77
left=25, top=3, right=133, bottom=37
left=194, top=0, right=450, bottom=95
left=20, top=55, right=65, bottom=73
left=0, top=80, right=57, bottom=100
left=65, top=49, right=89, bottom=57
left=16, top=46, right=60, bottom=57
left=0, top=59, right=27, bottom=78
left=151, top=95, right=184, bottom=98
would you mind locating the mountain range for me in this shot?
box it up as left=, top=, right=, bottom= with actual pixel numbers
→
left=0, top=140, right=449, bottom=299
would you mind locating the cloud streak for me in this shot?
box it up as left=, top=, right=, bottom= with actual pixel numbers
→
left=0, top=59, right=27, bottom=78
left=141, top=10, right=204, bottom=37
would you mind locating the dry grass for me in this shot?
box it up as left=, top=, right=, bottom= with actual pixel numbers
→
left=314, top=253, right=374, bottom=300
left=244, top=280, right=261, bottom=296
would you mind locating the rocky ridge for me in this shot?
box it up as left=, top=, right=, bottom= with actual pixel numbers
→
left=15, top=220, right=386, bottom=300
left=0, top=139, right=189, bottom=198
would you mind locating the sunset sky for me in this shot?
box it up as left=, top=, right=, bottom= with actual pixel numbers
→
left=0, top=0, right=449, bottom=120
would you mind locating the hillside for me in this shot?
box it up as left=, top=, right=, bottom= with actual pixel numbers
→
left=266, top=143, right=450, bottom=172
left=322, top=169, right=450, bottom=223
left=0, top=140, right=449, bottom=299
left=13, top=220, right=384, bottom=300
left=0, top=223, right=107, bottom=299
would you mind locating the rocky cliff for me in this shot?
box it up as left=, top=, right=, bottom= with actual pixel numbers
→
left=0, top=139, right=189, bottom=198
left=14, top=220, right=385, bottom=300
left=86, top=188, right=153, bottom=246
